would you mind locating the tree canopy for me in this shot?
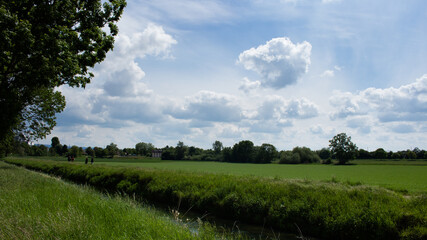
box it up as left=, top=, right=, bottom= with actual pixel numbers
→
left=329, top=133, right=358, bottom=164
left=0, top=0, right=126, bottom=155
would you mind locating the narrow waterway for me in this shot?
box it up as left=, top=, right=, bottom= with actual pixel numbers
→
left=152, top=201, right=313, bottom=240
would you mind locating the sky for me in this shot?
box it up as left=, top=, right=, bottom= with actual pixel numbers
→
left=37, top=0, right=427, bottom=151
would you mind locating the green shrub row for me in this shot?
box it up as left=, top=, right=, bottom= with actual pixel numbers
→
left=5, top=158, right=426, bottom=240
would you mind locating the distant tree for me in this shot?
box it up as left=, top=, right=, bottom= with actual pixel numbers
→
left=51, top=137, right=60, bottom=148
left=317, top=148, right=331, bottom=160
left=188, top=146, right=197, bottom=156
left=61, top=145, right=68, bottom=156
left=391, top=152, right=401, bottom=159
left=69, top=145, right=81, bottom=157
left=279, top=151, right=300, bottom=164
left=373, top=148, right=387, bottom=159
left=106, top=143, right=118, bottom=158
left=329, top=133, right=358, bottom=165
left=135, top=142, right=154, bottom=156
left=413, top=147, right=424, bottom=159
left=94, top=147, right=106, bottom=158
left=255, top=143, right=277, bottom=163
left=292, top=147, right=321, bottom=163
left=175, top=141, right=186, bottom=160
left=405, top=150, right=417, bottom=159
left=212, top=140, right=223, bottom=155
left=222, top=147, right=232, bottom=162
left=161, top=146, right=175, bottom=160
left=86, top=147, right=94, bottom=157
left=357, top=148, right=371, bottom=159
left=122, top=148, right=135, bottom=156
left=231, top=140, right=255, bottom=163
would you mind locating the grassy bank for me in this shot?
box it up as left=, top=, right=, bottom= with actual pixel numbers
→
left=16, top=156, right=426, bottom=193
left=4, top=158, right=427, bottom=240
left=0, top=161, right=244, bottom=240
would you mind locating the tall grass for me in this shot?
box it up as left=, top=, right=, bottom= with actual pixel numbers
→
left=4, top=158, right=427, bottom=240
left=0, top=161, right=245, bottom=240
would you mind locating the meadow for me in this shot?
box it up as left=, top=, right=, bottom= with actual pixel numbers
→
left=4, top=157, right=427, bottom=240
left=0, top=161, right=246, bottom=240
left=29, top=156, right=427, bottom=193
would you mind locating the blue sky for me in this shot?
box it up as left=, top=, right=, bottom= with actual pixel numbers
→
left=38, top=0, right=427, bottom=151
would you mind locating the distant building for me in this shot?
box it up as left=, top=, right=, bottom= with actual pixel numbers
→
left=152, top=149, right=162, bottom=158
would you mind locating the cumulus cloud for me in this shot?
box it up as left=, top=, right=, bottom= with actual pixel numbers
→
left=321, top=70, right=334, bottom=78
left=237, top=37, right=312, bottom=89
left=167, top=91, right=242, bottom=122
left=96, top=24, right=176, bottom=98
left=330, top=75, right=427, bottom=122
left=346, top=117, right=372, bottom=134
left=57, top=24, right=177, bottom=129
left=239, top=77, right=261, bottom=93
left=329, top=91, right=365, bottom=120
left=256, top=96, right=319, bottom=120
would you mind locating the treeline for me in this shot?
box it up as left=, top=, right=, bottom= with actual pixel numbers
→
left=5, top=136, right=427, bottom=163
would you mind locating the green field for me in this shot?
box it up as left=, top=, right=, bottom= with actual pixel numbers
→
left=52, top=156, right=427, bottom=193
left=4, top=157, right=427, bottom=239
left=9, top=156, right=427, bottom=193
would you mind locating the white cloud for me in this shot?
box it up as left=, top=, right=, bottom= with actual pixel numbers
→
left=320, top=70, right=334, bottom=77
left=239, top=77, right=261, bottom=93
left=330, top=75, right=427, bottom=122
left=329, top=91, right=364, bottom=120
left=237, top=37, right=312, bottom=89
left=57, top=24, right=177, bottom=128
left=256, top=96, right=319, bottom=120
left=346, top=117, right=372, bottom=134
left=167, top=91, right=242, bottom=122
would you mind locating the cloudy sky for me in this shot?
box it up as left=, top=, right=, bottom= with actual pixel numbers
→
left=38, top=0, right=427, bottom=151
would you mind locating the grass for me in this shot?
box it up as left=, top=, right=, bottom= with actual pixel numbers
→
left=0, top=161, right=245, bottom=240
left=4, top=157, right=427, bottom=240
left=20, top=156, right=426, bottom=193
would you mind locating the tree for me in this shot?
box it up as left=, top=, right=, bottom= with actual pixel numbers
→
left=85, top=147, right=94, bottom=157
left=51, top=137, right=60, bottom=149
left=231, top=140, right=255, bottom=163
left=256, top=143, right=277, bottom=163
left=135, top=142, right=154, bottom=156
left=317, top=148, right=331, bottom=160
left=329, top=133, right=358, bottom=165
left=61, top=145, right=69, bottom=156
left=212, top=140, right=223, bottom=155
left=0, top=0, right=126, bottom=155
left=175, top=141, right=186, bottom=160
left=106, top=143, right=118, bottom=158
left=69, top=145, right=81, bottom=157
left=373, top=148, right=387, bottom=159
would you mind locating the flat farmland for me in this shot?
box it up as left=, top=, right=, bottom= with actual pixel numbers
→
left=91, top=158, right=427, bottom=193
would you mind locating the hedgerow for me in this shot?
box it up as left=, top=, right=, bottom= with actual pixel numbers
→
left=5, top=158, right=426, bottom=240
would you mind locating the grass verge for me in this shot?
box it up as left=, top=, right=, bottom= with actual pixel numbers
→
left=0, top=161, right=245, bottom=240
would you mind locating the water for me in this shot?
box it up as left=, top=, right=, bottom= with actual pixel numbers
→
left=164, top=205, right=311, bottom=240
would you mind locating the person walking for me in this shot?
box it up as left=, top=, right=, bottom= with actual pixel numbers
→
left=85, top=156, right=88, bottom=164
left=91, top=156, right=94, bottom=165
